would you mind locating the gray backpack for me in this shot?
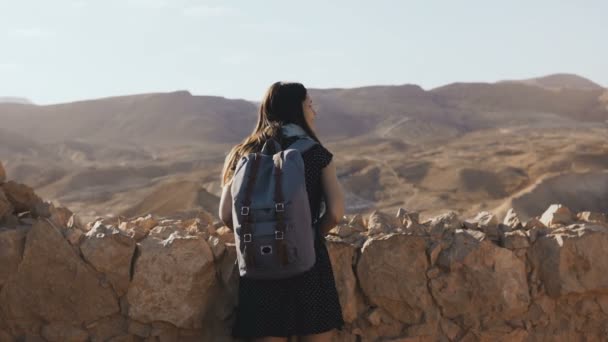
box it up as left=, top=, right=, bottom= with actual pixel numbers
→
left=231, top=136, right=318, bottom=279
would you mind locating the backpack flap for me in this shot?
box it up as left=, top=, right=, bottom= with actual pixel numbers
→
left=286, top=137, right=318, bottom=154
left=261, top=138, right=282, bottom=156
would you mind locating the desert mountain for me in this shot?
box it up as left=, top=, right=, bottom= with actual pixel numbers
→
left=432, top=80, right=608, bottom=122
left=499, top=73, right=604, bottom=91
left=0, top=91, right=257, bottom=147
left=0, top=97, right=32, bottom=104
left=1, top=77, right=606, bottom=149
left=1, top=73, right=607, bottom=223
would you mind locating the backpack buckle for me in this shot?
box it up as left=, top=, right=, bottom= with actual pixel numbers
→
left=275, top=203, right=285, bottom=212
left=275, top=230, right=284, bottom=240
left=243, top=233, right=252, bottom=242
left=241, top=206, right=250, bottom=216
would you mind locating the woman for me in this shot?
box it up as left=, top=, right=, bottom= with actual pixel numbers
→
left=219, top=81, right=346, bottom=341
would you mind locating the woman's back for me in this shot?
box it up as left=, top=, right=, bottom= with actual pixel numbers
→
left=231, top=135, right=345, bottom=339
left=223, top=81, right=345, bottom=340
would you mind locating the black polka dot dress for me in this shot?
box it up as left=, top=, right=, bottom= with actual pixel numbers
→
left=231, top=136, right=345, bottom=339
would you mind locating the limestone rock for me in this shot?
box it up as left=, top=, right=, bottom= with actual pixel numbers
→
left=80, top=223, right=136, bottom=297
left=0, top=189, right=13, bottom=220
left=0, top=181, right=42, bottom=215
left=0, top=220, right=119, bottom=335
left=501, top=230, right=530, bottom=250
left=48, top=204, right=74, bottom=229
left=67, top=213, right=85, bottom=230
left=357, top=233, right=434, bottom=324
left=215, top=226, right=234, bottom=244
left=41, top=322, right=88, bottom=342
left=118, top=214, right=158, bottom=241
left=468, top=211, right=499, bottom=240
left=502, top=208, right=523, bottom=231
left=84, top=314, right=128, bottom=342
left=184, top=218, right=208, bottom=237
left=126, top=227, right=216, bottom=329
left=576, top=211, right=607, bottom=224
left=404, top=221, right=427, bottom=236
left=127, top=320, right=150, bottom=337
left=0, top=161, right=5, bottom=183
left=396, top=207, right=419, bottom=226
left=0, top=213, right=19, bottom=229
left=0, top=225, right=28, bottom=287
left=330, top=224, right=358, bottom=238
left=207, top=235, right=226, bottom=260
left=209, top=242, right=239, bottom=323
left=326, top=240, right=363, bottom=323
left=348, top=213, right=366, bottom=230
left=65, top=227, right=84, bottom=245
left=530, top=224, right=608, bottom=297
left=367, top=210, right=401, bottom=235
left=427, top=211, right=461, bottom=238
left=430, top=229, right=530, bottom=322
left=524, top=217, right=547, bottom=230
left=440, top=317, right=461, bottom=341
left=539, top=204, right=574, bottom=228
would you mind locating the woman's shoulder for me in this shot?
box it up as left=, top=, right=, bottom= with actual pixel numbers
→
left=281, top=137, right=333, bottom=167
left=304, top=144, right=333, bottom=169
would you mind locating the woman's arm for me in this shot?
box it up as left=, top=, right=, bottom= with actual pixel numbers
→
left=219, top=179, right=234, bottom=230
left=318, top=160, right=345, bottom=235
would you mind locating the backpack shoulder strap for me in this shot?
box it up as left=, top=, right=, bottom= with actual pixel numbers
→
left=286, top=137, right=318, bottom=154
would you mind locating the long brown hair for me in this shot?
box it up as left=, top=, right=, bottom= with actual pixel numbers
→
left=221, top=81, right=321, bottom=186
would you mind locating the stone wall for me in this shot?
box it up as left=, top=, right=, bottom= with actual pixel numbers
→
left=2, top=161, right=608, bottom=341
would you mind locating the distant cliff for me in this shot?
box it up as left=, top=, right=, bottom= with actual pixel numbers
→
left=1, top=160, right=608, bottom=341
left=0, top=97, right=32, bottom=105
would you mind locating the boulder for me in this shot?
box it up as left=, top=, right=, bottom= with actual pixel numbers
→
left=530, top=224, right=608, bottom=297
left=0, top=181, right=42, bottom=215
left=396, top=207, right=419, bottom=225
left=524, top=217, right=546, bottom=230
left=357, top=233, right=434, bottom=324
left=501, top=230, right=530, bottom=250
left=80, top=223, right=137, bottom=296
left=0, top=225, right=28, bottom=287
left=466, top=211, right=499, bottom=240
left=539, top=204, right=574, bottom=228
left=0, top=219, right=119, bottom=335
left=326, top=240, right=363, bottom=323
left=367, top=210, right=401, bottom=235
left=41, top=322, right=89, bottom=342
left=427, top=211, right=461, bottom=238
left=118, top=214, right=158, bottom=241
left=348, top=213, right=366, bottom=230
left=0, top=189, right=13, bottom=221
left=126, top=224, right=216, bottom=329
left=502, top=208, right=523, bottom=231
left=430, top=229, right=529, bottom=322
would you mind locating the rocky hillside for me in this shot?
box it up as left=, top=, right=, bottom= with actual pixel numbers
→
left=499, top=73, right=604, bottom=91
left=2, top=161, right=608, bottom=341
left=2, top=78, right=608, bottom=226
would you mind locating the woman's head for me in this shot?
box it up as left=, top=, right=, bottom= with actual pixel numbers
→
left=258, top=82, right=317, bottom=132
left=221, top=81, right=321, bottom=186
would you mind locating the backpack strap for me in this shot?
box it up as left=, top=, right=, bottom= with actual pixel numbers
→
left=286, top=137, right=318, bottom=154
left=273, top=152, right=289, bottom=266
left=240, top=152, right=262, bottom=269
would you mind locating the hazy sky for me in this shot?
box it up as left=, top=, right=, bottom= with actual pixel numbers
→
left=1, top=0, right=606, bottom=104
